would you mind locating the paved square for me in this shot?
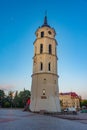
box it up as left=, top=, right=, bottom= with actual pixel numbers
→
left=0, top=109, right=87, bottom=130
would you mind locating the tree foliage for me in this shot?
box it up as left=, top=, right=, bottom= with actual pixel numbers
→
left=17, top=89, right=31, bottom=108
left=0, top=89, right=31, bottom=108
left=80, top=100, right=87, bottom=107
left=0, top=90, right=5, bottom=98
left=0, top=89, right=5, bottom=107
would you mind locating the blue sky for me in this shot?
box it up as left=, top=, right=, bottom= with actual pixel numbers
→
left=0, top=0, right=87, bottom=99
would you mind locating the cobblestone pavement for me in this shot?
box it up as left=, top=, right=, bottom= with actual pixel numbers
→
left=0, top=109, right=87, bottom=130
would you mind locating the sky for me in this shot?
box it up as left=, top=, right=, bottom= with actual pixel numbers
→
left=0, top=0, right=87, bottom=99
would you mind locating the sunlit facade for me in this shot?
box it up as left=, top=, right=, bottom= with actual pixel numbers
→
left=30, top=16, right=61, bottom=112
left=59, top=92, right=80, bottom=110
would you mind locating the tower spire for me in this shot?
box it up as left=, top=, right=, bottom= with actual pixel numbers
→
left=42, top=11, right=50, bottom=27
left=44, top=15, right=47, bottom=25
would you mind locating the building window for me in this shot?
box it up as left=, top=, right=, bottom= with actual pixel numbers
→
left=42, top=89, right=46, bottom=95
left=48, top=62, right=51, bottom=71
left=40, top=62, right=43, bottom=71
left=43, top=78, right=46, bottom=84
left=49, top=44, right=52, bottom=54
left=41, top=31, right=44, bottom=37
left=48, top=31, right=52, bottom=35
left=40, top=44, right=43, bottom=53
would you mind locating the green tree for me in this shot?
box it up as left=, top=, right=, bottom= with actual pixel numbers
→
left=18, top=89, right=31, bottom=108
left=13, top=89, right=31, bottom=108
left=60, top=100, right=63, bottom=111
left=13, top=91, right=20, bottom=108
left=80, top=100, right=87, bottom=107
left=0, top=89, right=5, bottom=107
left=8, top=91, right=14, bottom=108
left=0, top=89, right=31, bottom=108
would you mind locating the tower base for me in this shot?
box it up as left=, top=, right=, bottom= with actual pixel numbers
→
left=30, top=73, right=61, bottom=112
left=30, top=96, right=61, bottom=112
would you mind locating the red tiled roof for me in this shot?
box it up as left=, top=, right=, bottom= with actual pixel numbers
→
left=60, top=92, right=79, bottom=98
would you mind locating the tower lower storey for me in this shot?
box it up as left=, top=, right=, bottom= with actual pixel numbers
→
left=30, top=73, right=61, bottom=112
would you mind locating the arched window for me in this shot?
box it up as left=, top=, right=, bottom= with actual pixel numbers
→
left=40, top=62, right=43, bottom=71
left=41, top=31, right=44, bottom=37
left=40, top=44, right=43, bottom=53
left=42, top=89, right=46, bottom=95
left=49, top=44, right=52, bottom=54
left=48, top=62, right=51, bottom=71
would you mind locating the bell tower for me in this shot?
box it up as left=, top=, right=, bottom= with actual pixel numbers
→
left=30, top=16, right=61, bottom=112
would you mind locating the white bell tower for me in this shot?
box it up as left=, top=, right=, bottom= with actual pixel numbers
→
left=30, top=16, right=61, bottom=112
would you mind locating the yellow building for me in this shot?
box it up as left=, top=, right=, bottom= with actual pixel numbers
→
left=59, top=92, right=80, bottom=110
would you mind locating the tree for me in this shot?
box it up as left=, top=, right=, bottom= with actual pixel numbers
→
left=0, top=89, right=31, bottom=108
left=13, top=89, right=31, bottom=108
left=8, top=91, right=14, bottom=108
left=80, top=100, right=87, bottom=107
left=0, top=89, right=5, bottom=107
left=18, top=89, right=31, bottom=108
left=13, top=91, right=19, bottom=108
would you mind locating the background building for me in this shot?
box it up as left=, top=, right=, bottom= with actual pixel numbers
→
left=59, top=92, right=80, bottom=110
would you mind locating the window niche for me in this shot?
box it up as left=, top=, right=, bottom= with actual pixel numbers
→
left=48, top=31, right=52, bottom=35
left=48, top=62, right=51, bottom=71
left=41, top=89, right=47, bottom=99
left=41, top=31, right=44, bottom=37
left=40, top=44, right=43, bottom=54
left=49, top=44, right=52, bottom=54
left=40, top=62, right=43, bottom=71
left=43, top=78, right=46, bottom=84
left=42, top=89, right=46, bottom=95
